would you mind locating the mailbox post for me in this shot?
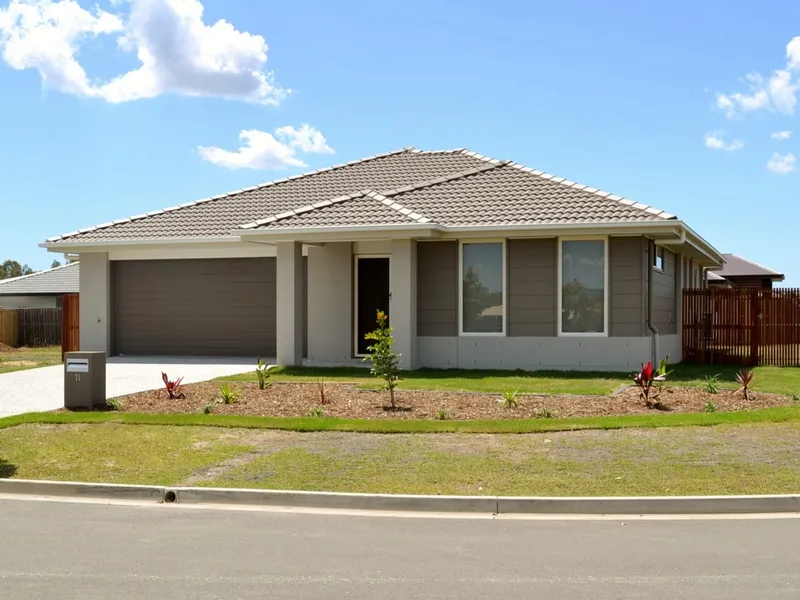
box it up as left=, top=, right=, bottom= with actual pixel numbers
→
left=64, top=351, right=106, bottom=409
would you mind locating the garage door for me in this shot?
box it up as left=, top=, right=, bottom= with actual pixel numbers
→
left=112, top=258, right=277, bottom=356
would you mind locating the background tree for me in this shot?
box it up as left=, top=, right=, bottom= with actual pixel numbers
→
left=51, top=260, right=62, bottom=269
left=1, top=260, right=34, bottom=280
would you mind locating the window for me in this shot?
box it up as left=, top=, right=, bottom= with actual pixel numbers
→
left=460, top=241, right=505, bottom=334
left=653, top=246, right=664, bottom=271
left=559, top=238, right=608, bottom=335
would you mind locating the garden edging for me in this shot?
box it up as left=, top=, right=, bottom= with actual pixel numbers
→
left=2, top=479, right=800, bottom=515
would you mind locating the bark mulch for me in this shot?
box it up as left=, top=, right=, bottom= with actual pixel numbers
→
left=112, top=381, right=792, bottom=420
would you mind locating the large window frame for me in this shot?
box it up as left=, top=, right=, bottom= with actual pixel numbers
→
left=557, top=236, right=609, bottom=337
left=458, top=239, right=507, bottom=337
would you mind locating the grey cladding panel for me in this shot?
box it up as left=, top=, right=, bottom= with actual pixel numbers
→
left=652, top=248, right=677, bottom=334
left=610, top=237, right=645, bottom=337
left=508, top=238, right=556, bottom=337
left=417, top=241, right=458, bottom=337
left=112, top=258, right=276, bottom=356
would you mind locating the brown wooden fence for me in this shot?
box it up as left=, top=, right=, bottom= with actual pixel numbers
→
left=0, top=309, right=18, bottom=347
left=61, top=293, right=80, bottom=360
left=683, top=288, right=800, bottom=366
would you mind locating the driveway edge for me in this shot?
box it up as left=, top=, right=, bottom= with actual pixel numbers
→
left=2, top=480, right=800, bottom=515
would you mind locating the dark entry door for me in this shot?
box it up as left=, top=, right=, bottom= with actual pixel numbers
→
left=356, top=257, right=390, bottom=355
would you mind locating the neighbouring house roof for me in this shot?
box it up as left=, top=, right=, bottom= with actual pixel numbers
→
left=709, top=254, right=784, bottom=281
left=45, top=147, right=675, bottom=245
left=0, top=262, right=79, bottom=296
left=707, top=271, right=726, bottom=282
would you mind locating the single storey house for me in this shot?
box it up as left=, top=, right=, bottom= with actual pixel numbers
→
left=0, top=262, right=79, bottom=309
left=707, top=254, right=784, bottom=289
left=41, top=147, right=723, bottom=370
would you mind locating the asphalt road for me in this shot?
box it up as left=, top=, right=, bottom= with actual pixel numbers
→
left=1, top=499, right=799, bottom=599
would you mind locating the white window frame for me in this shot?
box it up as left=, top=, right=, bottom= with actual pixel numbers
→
left=458, top=239, right=507, bottom=336
left=653, top=245, right=664, bottom=272
left=557, top=236, right=609, bottom=337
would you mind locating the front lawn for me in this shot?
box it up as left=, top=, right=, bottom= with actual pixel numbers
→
left=220, top=366, right=631, bottom=395
left=0, top=346, right=61, bottom=375
left=3, top=420, right=800, bottom=496
left=670, top=364, right=800, bottom=396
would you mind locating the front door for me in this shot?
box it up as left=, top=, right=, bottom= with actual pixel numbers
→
left=355, top=257, right=390, bottom=356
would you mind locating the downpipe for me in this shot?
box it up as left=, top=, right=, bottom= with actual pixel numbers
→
left=646, top=238, right=659, bottom=365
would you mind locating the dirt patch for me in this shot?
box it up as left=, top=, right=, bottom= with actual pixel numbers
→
left=0, top=343, right=18, bottom=353
left=110, top=381, right=793, bottom=420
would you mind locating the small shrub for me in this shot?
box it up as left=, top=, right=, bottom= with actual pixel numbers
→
left=703, top=374, right=720, bottom=394
left=219, top=383, right=239, bottom=405
left=202, top=402, right=216, bottom=415
left=735, top=368, right=755, bottom=401
left=161, top=372, right=185, bottom=399
left=364, top=310, right=401, bottom=409
left=536, top=407, right=554, bottom=419
left=255, top=358, right=275, bottom=390
left=791, top=392, right=800, bottom=404
left=437, top=408, right=449, bottom=420
left=632, top=355, right=670, bottom=407
left=307, top=406, right=325, bottom=418
left=500, top=388, right=520, bottom=409
left=105, top=398, right=123, bottom=411
left=704, top=401, right=717, bottom=413
left=317, top=378, right=330, bottom=405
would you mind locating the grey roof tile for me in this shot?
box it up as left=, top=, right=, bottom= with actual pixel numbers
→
left=0, top=262, right=79, bottom=295
left=47, top=147, right=676, bottom=243
left=710, top=254, right=784, bottom=279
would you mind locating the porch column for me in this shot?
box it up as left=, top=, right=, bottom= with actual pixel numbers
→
left=78, top=252, right=110, bottom=354
left=276, top=241, right=305, bottom=366
left=390, top=239, right=417, bottom=370
left=307, top=243, right=352, bottom=363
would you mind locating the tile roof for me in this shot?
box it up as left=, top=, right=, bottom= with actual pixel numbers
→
left=710, top=254, right=784, bottom=279
left=47, top=147, right=676, bottom=244
left=0, top=262, right=79, bottom=295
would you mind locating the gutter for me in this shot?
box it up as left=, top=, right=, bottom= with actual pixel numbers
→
left=646, top=238, right=659, bottom=365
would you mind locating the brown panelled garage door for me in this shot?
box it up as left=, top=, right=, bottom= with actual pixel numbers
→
left=112, top=258, right=277, bottom=356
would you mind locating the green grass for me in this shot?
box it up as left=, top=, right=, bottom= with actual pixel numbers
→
left=220, top=366, right=630, bottom=395
left=0, top=423, right=251, bottom=484
left=0, top=346, right=61, bottom=374
left=3, top=421, right=800, bottom=496
left=2, top=405, right=799, bottom=435
left=669, top=364, right=800, bottom=396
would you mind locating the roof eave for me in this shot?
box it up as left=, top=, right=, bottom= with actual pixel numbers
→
left=39, top=236, right=241, bottom=252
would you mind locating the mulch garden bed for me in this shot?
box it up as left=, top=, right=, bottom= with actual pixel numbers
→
left=112, top=381, right=793, bottom=420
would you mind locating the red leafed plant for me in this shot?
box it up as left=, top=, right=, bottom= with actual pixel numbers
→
left=736, top=368, right=755, bottom=401
left=162, top=372, right=185, bottom=399
left=632, top=355, right=670, bottom=408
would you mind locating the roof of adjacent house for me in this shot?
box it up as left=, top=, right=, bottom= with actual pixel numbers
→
left=0, top=262, right=79, bottom=295
left=710, top=254, right=784, bottom=281
left=45, top=148, right=676, bottom=244
left=707, top=271, right=726, bottom=281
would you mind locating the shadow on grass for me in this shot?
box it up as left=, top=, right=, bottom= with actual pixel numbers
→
left=0, top=459, right=17, bottom=479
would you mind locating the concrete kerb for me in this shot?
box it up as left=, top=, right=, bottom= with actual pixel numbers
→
left=2, top=480, right=800, bottom=515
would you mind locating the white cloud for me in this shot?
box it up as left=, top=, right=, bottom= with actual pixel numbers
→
left=716, top=38, right=800, bottom=117
left=0, top=0, right=123, bottom=96
left=0, top=0, right=286, bottom=104
left=771, top=130, right=793, bottom=140
left=704, top=132, right=744, bottom=151
left=767, top=152, right=797, bottom=175
left=198, top=125, right=334, bottom=170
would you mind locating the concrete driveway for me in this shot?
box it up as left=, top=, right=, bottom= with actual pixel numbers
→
left=0, top=357, right=261, bottom=418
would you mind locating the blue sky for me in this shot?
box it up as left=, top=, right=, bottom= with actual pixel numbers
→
left=0, top=0, right=798, bottom=284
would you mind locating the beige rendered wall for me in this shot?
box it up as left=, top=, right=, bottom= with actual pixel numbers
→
left=79, top=252, right=110, bottom=353
left=307, top=243, right=353, bottom=363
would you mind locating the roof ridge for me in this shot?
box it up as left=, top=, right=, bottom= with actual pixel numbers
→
left=239, top=160, right=506, bottom=230
left=46, top=148, right=417, bottom=243
left=456, top=149, right=676, bottom=220
left=0, top=262, right=78, bottom=286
